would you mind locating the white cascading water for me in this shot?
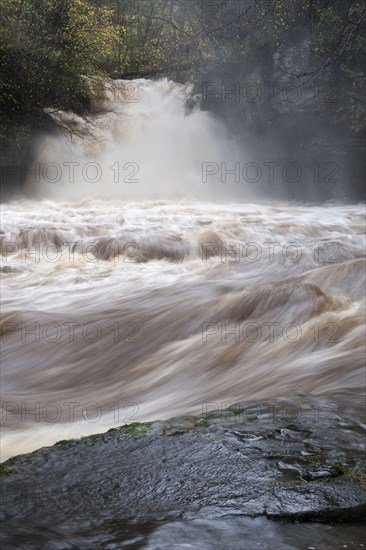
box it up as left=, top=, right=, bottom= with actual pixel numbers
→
left=29, top=78, right=245, bottom=201
left=0, top=79, right=365, bottom=460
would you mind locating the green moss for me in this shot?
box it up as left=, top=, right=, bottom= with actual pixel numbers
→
left=196, top=417, right=210, bottom=427
left=333, top=463, right=350, bottom=475
left=55, top=424, right=149, bottom=446
left=0, top=464, right=17, bottom=477
left=283, top=479, right=306, bottom=485
left=344, top=466, right=366, bottom=489
left=307, top=464, right=350, bottom=483
left=119, top=422, right=149, bottom=437
left=55, top=439, right=76, bottom=446
left=310, top=464, right=365, bottom=486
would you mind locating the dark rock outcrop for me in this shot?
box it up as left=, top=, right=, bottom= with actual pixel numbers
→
left=1, top=393, right=365, bottom=549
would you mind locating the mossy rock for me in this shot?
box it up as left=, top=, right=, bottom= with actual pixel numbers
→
left=0, top=464, right=17, bottom=478
left=118, top=422, right=149, bottom=437
left=55, top=439, right=77, bottom=446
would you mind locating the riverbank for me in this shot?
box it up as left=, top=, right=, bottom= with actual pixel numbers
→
left=1, top=392, right=365, bottom=549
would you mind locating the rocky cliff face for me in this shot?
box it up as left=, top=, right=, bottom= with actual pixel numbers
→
left=199, top=30, right=365, bottom=202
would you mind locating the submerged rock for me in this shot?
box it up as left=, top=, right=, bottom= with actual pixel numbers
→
left=0, top=394, right=365, bottom=548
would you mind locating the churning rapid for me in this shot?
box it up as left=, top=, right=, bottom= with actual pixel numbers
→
left=0, top=80, right=365, bottom=461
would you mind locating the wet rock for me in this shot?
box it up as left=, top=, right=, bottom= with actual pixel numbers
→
left=305, top=466, right=342, bottom=481
left=0, top=394, right=365, bottom=548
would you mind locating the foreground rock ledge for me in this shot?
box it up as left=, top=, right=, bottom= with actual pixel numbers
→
left=1, top=394, right=365, bottom=549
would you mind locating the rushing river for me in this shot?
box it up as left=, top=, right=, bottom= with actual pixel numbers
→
left=0, top=80, right=365, bottom=461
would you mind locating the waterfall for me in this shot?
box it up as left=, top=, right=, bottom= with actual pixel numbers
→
left=28, top=78, right=244, bottom=201
left=1, top=80, right=364, bottom=460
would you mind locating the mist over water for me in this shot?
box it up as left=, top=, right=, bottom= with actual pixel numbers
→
left=29, top=79, right=246, bottom=201
left=1, top=80, right=365, bottom=460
